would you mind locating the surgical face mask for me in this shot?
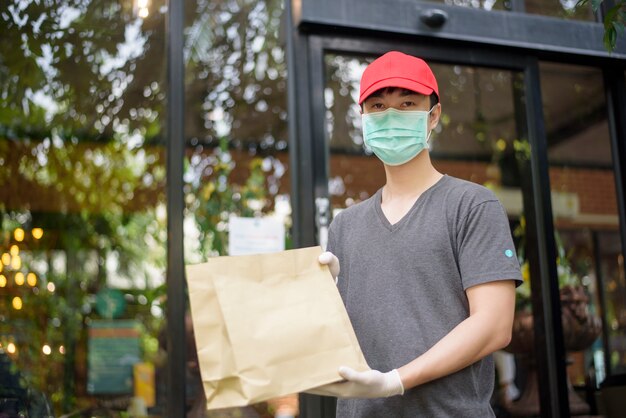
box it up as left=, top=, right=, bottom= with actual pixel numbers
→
left=362, top=107, right=434, bottom=166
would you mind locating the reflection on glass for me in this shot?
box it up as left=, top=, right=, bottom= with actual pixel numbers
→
left=541, top=62, right=624, bottom=387
left=430, top=0, right=509, bottom=11
left=1, top=1, right=167, bottom=416
left=525, top=0, right=596, bottom=21
left=182, top=0, right=293, bottom=416
left=183, top=0, right=289, bottom=261
left=325, top=54, right=527, bottom=211
left=431, top=0, right=596, bottom=17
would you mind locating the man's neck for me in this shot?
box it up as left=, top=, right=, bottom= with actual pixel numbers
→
left=382, top=151, right=442, bottom=201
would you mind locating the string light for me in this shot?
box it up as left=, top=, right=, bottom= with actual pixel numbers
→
left=10, top=245, right=19, bottom=256
left=27, top=272, right=37, bottom=287
left=11, top=255, right=21, bottom=270
left=47, top=282, right=56, bottom=293
left=42, top=345, right=51, bottom=355
left=59, top=345, right=65, bottom=354
left=1, top=253, right=10, bottom=266
left=12, top=296, right=23, bottom=310
left=32, top=228, right=43, bottom=240
left=14, top=228, right=24, bottom=242
left=14, top=272, right=24, bottom=286
left=7, top=343, right=16, bottom=354
left=0, top=275, right=6, bottom=287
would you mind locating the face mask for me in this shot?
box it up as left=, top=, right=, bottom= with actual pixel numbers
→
left=362, top=107, right=434, bottom=166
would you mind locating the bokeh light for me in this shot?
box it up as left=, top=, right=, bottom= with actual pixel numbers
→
left=14, top=228, right=25, bottom=242
left=32, top=228, right=43, bottom=239
left=27, top=272, right=37, bottom=287
left=11, top=255, right=21, bottom=270
left=14, top=272, right=24, bottom=286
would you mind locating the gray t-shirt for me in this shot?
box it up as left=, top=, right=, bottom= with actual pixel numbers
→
left=327, top=175, right=523, bottom=418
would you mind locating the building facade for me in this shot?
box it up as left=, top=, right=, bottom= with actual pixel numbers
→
left=0, top=0, right=625, bottom=417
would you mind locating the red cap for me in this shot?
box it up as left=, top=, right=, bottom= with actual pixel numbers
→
left=359, top=51, right=439, bottom=104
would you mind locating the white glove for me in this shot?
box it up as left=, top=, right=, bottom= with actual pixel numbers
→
left=306, top=366, right=404, bottom=399
left=318, top=251, right=340, bottom=284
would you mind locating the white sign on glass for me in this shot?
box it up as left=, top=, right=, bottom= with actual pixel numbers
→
left=228, top=216, right=285, bottom=256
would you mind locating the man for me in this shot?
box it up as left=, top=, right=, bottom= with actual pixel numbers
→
left=311, top=51, right=523, bottom=417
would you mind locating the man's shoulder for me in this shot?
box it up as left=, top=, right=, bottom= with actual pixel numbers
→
left=441, top=175, right=499, bottom=207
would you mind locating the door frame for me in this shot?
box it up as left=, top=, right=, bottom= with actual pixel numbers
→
left=287, top=14, right=571, bottom=418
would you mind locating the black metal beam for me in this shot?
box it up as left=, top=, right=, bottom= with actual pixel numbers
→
left=605, top=67, right=626, bottom=271
left=309, top=35, right=331, bottom=217
left=295, top=0, right=626, bottom=59
left=313, top=33, right=528, bottom=70
left=288, top=2, right=338, bottom=415
left=604, top=66, right=626, bottom=379
left=287, top=0, right=316, bottom=250
left=166, top=0, right=186, bottom=416
left=523, top=58, right=570, bottom=417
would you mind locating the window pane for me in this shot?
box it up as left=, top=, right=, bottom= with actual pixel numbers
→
left=325, top=53, right=528, bottom=411
left=430, top=0, right=509, bottom=11
left=541, top=61, right=624, bottom=384
left=183, top=0, right=292, bottom=416
left=325, top=54, right=527, bottom=213
left=525, top=0, right=596, bottom=21
left=0, top=1, right=167, bottom=416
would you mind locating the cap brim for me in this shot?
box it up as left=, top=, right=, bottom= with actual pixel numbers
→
left=359, top=77, right=435, bottom=104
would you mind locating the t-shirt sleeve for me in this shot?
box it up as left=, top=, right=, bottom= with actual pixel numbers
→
left=457, top=200, right=523, bottom=290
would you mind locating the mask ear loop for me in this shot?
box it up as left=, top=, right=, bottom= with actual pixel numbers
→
left=425, top=105, right=437, bottom=146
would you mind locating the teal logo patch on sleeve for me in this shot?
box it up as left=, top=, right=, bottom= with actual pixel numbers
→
left=504, top=249, right=514, bottom=258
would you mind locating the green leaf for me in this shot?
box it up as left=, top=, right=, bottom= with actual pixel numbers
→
left=613, top=20, right=625, bottom=35
left=591, top=0, right=603, bottom=12
left=604, top=27, right=617, bottom=52
left=576, top=0, right=603, bottom=12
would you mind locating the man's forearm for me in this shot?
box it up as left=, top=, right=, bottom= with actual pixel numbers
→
left=398, top=280, right=515, bottom=390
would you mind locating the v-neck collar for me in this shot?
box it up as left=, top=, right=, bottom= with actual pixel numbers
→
left=374, top=175, right=448, bottom=231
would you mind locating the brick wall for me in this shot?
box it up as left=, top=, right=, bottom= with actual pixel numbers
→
left=2, top=144, right=620, bottom=231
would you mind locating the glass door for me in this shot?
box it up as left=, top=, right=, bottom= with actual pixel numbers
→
left=312, top=42, right=534, bottom=416
left=300, top=37, right=568, bottom=417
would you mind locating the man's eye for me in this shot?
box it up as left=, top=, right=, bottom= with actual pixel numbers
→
left=402, top=101, right=415, bottom=107
left=371, top=103, right=384, bottom=109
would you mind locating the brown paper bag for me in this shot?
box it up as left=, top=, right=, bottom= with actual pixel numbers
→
left=186, top=246, right=369, bottom=410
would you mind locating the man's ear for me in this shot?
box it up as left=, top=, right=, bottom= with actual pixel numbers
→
left=429, top=103, right=441, bottom=130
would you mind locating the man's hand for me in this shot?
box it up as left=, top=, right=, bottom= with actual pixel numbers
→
left=318, top=251, right=340, bottom=283
left=306, top=367, right=404, bottom=399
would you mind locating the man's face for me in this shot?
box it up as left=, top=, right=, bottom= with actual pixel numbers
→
left=362, top=88, right=431, bottom=114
